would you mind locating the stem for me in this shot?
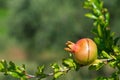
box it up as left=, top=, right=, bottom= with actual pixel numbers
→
left=102, top=58, right=114, bottom=62
left=101, top=58, right=115, bottom=64
left=26, top=67, right=70, bottom=79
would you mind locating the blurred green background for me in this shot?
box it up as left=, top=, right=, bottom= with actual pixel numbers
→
left=0, top=0, right=120, bottom=80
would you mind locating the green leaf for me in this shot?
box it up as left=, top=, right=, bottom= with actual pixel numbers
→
left=89, top=61, right=104, bottom=70
left=112, top=46, right=120, bottom=55
left=85, top=13, right=98, bottom=19
left=99, top=1, right=103, bottom=9
left=105, top=12, right=110, bottom=26
left=54, top=72, right=63, bottom=79
left=93, top=7, right=101, bottom=15
left=21, top=64, right=26, bottom=71
left=97, top=77, right=109, bottom=80
left=92, top=0, right=101, bottom=8
left=20, top=77, right=28, bottom=80
left=8, top=71, right=21, bottom=78
left=0, top=60, right=8, bottom=74
left=93, top=21, right=98, bottom=26
left=109, top=61, right=117, bottom=68
left=110, top=32, right=115, bottom=38
left=9, top=61, right=16, bottom=70
left=83, top=1, right=92, bottom=9
left=36, top=65, right=45, bottom=75
left=102, top=51, right=111, bottom=58
left=0, top=61, right=4, bottom=71
left=36, top=65, right=48, bottom=79
left=51, top=63, right=61, bottom=72
left=94, top=37, right=100, bottom=45
left=62, top=58, right=77, bottom=70
left=97, top=25, right=103, bottom=37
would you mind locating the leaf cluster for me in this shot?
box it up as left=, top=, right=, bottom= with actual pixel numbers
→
left=84, top=0, right=120, bottom=79
left=0, top=60, right=26, bottom=80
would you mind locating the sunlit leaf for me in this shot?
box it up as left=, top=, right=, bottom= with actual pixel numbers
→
left=85, top=13, right=98, bottom=19
left=89, top=60, right=104, bottom=70
left=0, top=61, right=4, bottom=71
left=36, top=65, right=45, bottom=76
left=8, top=71, right=21, bottom=78
left=94, top=37, right=100, bottom=45
left=53, top=72, right=63, bottom=79
left=109, top=61, right=117, bottom=68
left=62, top=58, right=77, bottom=70
left=97, top=25, right=102, bottom=37
left=102, top=51, right=111, bottom=58
left=51, top=63, right=60, bottom=72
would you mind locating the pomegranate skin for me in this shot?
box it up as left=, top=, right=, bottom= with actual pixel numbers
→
left=65, top=38, right=97, bottom=65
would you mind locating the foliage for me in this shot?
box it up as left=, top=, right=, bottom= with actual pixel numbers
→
left=0, top=0, right=120, bottom=80
left=84, top=0, right=120, bottom=79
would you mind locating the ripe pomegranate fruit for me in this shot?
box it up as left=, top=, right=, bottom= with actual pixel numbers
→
left=65, top=38, right=97, bottom=65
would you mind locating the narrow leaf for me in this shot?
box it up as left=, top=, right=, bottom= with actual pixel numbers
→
left=54, top=72, right=63, bottom=79
left=85, top=13, right=97, bottom=19
left=62, top=58, right=76, bottom=69
left=51, top=63, right=60, bottom=72
left=102, top=51, right=111, bottom=58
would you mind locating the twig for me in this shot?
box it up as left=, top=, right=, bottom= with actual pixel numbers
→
left=26, top=67, right=70, bottom=79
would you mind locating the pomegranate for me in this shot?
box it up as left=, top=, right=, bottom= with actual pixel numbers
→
left=65, top=38, right=97, bottom=65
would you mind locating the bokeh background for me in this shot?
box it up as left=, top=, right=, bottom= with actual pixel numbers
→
left=0, top=0, right=120, bottom=80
